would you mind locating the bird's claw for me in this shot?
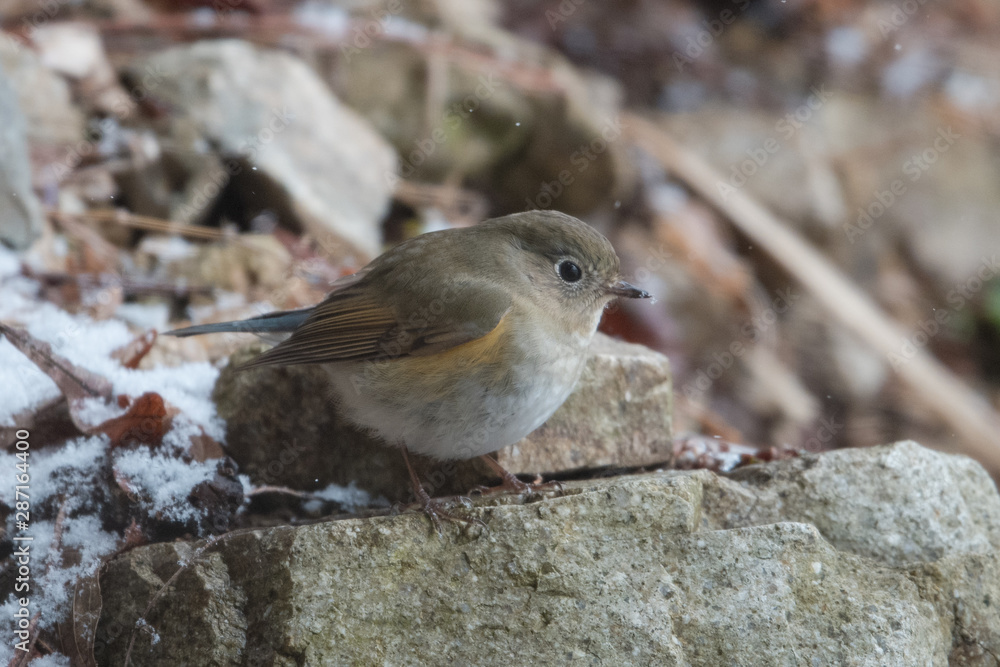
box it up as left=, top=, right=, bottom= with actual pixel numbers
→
left=412, top=494, right=485, bottom=536
left=470, top=475, right=564, bottom=497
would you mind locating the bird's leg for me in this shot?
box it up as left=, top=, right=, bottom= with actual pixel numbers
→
left=473, top=454, right=564, bottom=496
left=400, top=448, right=480, bottom=535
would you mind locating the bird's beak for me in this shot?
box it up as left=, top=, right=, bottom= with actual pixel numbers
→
left=606, top=279, right=650, bottom=299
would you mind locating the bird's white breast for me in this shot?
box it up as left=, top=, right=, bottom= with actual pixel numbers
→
left=324, top=315, right=593, bottom=460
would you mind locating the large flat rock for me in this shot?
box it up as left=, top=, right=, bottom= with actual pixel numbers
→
left=96, top=441, right=1000, bottom=665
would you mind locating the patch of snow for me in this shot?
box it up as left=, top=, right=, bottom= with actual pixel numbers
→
left=112, top=449, right=216, bottom=523
left=825, top=27, right=866, bottom=67
left=0, top=337, right=62, bottom=426
left=72, top=396, right=127, bottom=430
left=27, top=654, right=71, bottom=667
left=293, top=2, right=349, bottom=37
left=311, top=481, right=387, bottom=510
left=944, top=70, right=1000, bottom=113
left=136, top=234, right=196, bottom=263
left=0, top=298, right=224, bottom=441
left=21, top=436, right=109, bottom=513
left=0, top=253, right=233, bottom=659
left=882, top=48, right=938, bottom=99
left=116, top=301, right=170, bottom=330
left=0, top=244, right=20, bottom=278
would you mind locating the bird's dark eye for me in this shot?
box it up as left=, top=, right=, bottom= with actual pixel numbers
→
left=557, top=260, right=583, bottom=283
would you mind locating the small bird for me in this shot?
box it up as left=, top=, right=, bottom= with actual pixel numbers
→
left=168, top=210, right=649, bottom=529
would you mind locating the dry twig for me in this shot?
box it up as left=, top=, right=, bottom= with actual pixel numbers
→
left=625, top=113, right=1000, bottom=473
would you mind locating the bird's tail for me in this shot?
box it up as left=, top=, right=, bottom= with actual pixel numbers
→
left=165, top=308, right=313, bottom=337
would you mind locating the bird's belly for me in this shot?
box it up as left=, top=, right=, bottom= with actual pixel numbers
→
left=326, top=343, right=586, bottom=460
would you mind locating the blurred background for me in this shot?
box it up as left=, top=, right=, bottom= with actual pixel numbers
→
left=2, top=0, right=999, bottom=476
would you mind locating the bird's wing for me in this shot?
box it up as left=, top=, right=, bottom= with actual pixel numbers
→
left=243, top=279, right=512, bottom=368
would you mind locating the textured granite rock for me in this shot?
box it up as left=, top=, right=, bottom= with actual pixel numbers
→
left=213, top=332, right=672, bottom=501
left=129, top=39, right=396, bottom=261
left=96, top=441, right=1000, bottom=665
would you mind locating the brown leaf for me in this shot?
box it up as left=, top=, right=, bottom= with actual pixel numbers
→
left=50, top=213, right=120, bottom=275
left=121, top=519, right=148, bottom=552
left=111, top=466, right=139, bottom=501
left=188, top=431, right=225, bottom=462
left=95, top=392, right=173, bottom=450
left=112, top=330, right=158, bottom=369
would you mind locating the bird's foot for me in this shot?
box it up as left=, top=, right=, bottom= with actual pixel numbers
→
left=471, top=455, right=564, bottom=497
left=411, top=487, right=485, bottom=536
left=400, top=448, right=484, bottom=536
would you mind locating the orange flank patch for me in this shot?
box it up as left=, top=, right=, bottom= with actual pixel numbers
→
left=407, top=312, right=512, bottom=371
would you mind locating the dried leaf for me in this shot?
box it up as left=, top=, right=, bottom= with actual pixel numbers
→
left=672, top=435, right=758, bottom=472
left=50, top=214, right=121, bottom=275
left=188, top=431, right=225, bottom=462
left=112, top=330, right=158, bottom=369
left=95, top=392, right=172, bottom=450
left=112, top=466, right=139, bottom=501
left=68, top=571, right=102, bottom=667
left=121, top=520, right=148, bottom=552
left=0, top=323, right=112, bottom=407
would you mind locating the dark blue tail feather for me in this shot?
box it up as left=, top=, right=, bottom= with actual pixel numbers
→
left=165, top=308, right=313, bottom=337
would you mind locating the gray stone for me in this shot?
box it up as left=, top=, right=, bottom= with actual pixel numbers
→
left=0, top=38, right=86, bottom=151
left=0, top=57, right=45, bottom=249
left=131, top=40, right=397, bottom=261
left=214, top=333, right=672, bottom=501
left=502, top=333, right=673, bottom=473
left=702, top=440, right=1000, bottom=567
left=96, top=442, right=1000, bottom=665
left=335, top=25, right=629, bottom=217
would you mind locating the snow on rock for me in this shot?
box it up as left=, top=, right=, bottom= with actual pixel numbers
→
left=0, top=273, right=224, bottom=441
left=0, top=257, right=241, bottom=656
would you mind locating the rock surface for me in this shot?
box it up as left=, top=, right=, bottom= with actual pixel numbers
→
left=130, top=39, right=397, bottom=261
left=333, top=12, right=630, bottom=217
left=213, top=332, right=673, bottom=501
left=0, top=38, right=87, bottom=153
left=96, top=441, right=1000, bottom=665
left=499, top=333, right=674, bottom=473
left=0, top=57, right=45, bottom=249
